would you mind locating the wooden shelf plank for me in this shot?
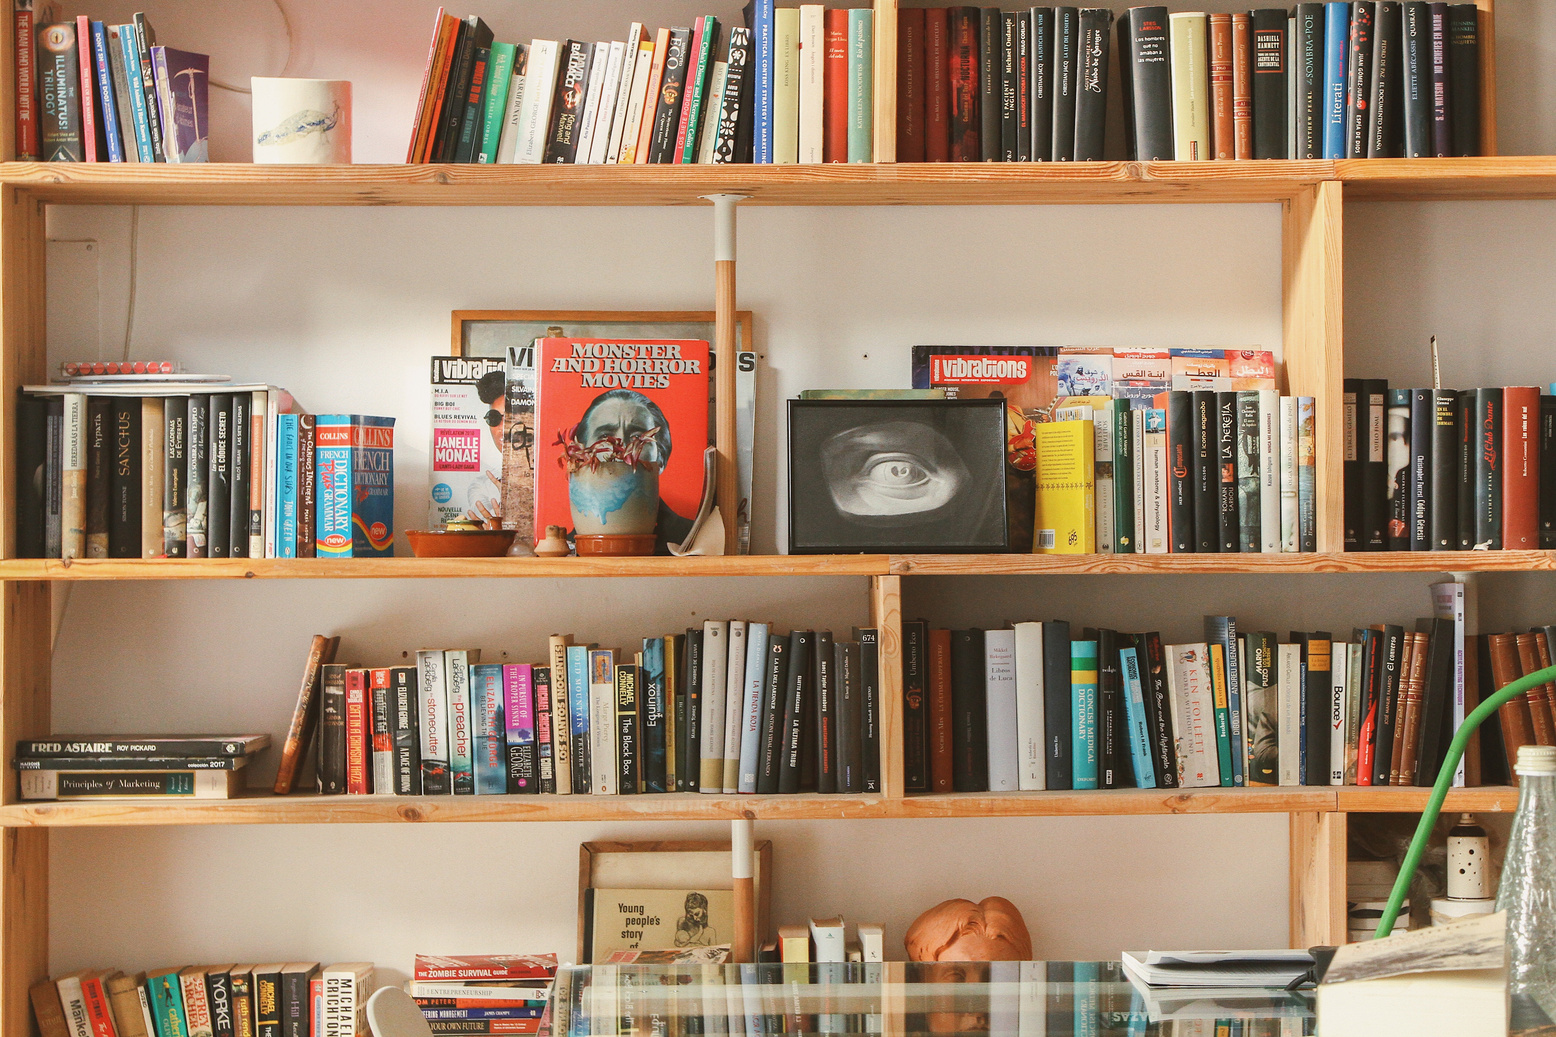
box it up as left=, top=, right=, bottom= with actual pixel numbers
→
left=886, top=788, right=1338, bottom=815
left=1337, top=786, right=1522, bottom=813
left=890, top=551, right=1556, bottom=576
left=0, top=555, right=891, bottom=580
left=1338, top=157, right=1556, bottom=201
left=0, top=161, right=1333, bottom=207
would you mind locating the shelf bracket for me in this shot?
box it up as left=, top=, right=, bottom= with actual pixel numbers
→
left=703, top=194, right=747, bottom=556
left=731, top=816, right=755, bottom=963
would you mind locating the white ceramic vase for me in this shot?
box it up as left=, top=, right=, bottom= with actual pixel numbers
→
left=251, top=78, right=352, bottom=164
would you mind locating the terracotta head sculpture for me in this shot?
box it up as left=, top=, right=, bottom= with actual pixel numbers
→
left=904, top=896, right=1033, bottom=962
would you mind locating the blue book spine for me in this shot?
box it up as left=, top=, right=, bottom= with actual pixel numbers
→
left=90, top=23, right=124, bottom=162
left=118, top=26, right=155, bottom=161
left=1073, top=961, right=1101, bottom=1036
left=350, top=415, right=395, bottom=557
left=1071, top=640, right=1099, bottom=790
left=641, top=637, right=667, bottom=792
left=1322, top=3, right=1351, bottom=158
left=470, top=663, right=507, bottom=794
left=751, top=0, right=775, bottom=162
left=314, top=415, right=354, bottom=557
left=1118, top=647, right=1157, bottom=789
left=275, top=413, right=298, bottom=558
left=567, top=643, right=592, bottom=771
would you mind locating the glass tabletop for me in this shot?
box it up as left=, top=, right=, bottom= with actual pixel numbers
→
left=546, top=960, right=1316, bottom=1036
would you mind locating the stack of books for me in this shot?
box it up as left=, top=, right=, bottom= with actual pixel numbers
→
left=13, top=734, right=269, bottom=802
left=409, top=955, right=555, bottom=1036
left=16, top=12, right=209, bottom=162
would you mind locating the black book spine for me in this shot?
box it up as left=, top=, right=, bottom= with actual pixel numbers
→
left=43, top=398, right=61, bottom=557
left=85, top=396, right=111, bottom=558
left=980, top=8, right=1001, bottom=160
left=1430, top=390, right=1460, bottom=550
left=1166, top=390, right=1195, bottom=553
left=431, top=20, right=474, bottom=162
left=1114, top=10, right=1136, bottom=160
left=1141, top=631, right=1178, bottom=787
left=903, top=620, right=929, bottom=792
left=681, top=629, right=703, bottom=792
left=185, top=395, right=209, bottom=558
left=318, top=663, right=346, bottom=794
left=1368, top=2, right=1403, bottom=157
left=1372, top=626, right=1404, bottom=786
left=453, top=46, right=490, bottom=164
left=800, top=630, right=821, bottom=792
left=1094, top=628, right=1126, bottom=788
left=1251, top=9, right=1288, bottom=158
left=999, top=11, right=1018, bottom=161
left=836, top=641, right=863, bottom=794
left=1428, top=3, right=1450, bottom=157
left=391, top=665, right=422, bottom=795
left=1472, top=387, right=1502, bottom=549
left=713, top=27, right=752, bottom=163
left=533, top=667, right=556, bottom=795
left=857, top=628, right=880, bottom=794
left=162, top=395, right=187, bottom=557
left=778, top=630, right=814, bottom=795
left=1073, top=7, right=1111, bottom=161
left=1236, top=390, right=1261, bottom=552
left=1295, top=4, right=1324, bottom=159
left=1412, top=617, right=1454, bottom=786
left=1015, top=12, right=1032, bottom=161
left=38, top=22, right=83, bottom=161
left=1030, top=6, right=1054, bottom=161
left=1401, top=2, right=1432, bottom=157
left=949, top=7, right=981, bottom=162
left=1541, top=396, right=1556, bottom=549
left=1457, top=388, right=1477, bottom=549
left=1385, top=389, right=1412, bottom=550
left=642, top=645, right=667, bottom=793
left=616, top=664, right=639, bottom=795
left=1123, top=6, right=1172, bottom=160
left=1192, top=391, right=1218, bottom=552
left=17, top=395, right=47, bottom=558
left=647, top=30, right=690, bottom=164
left=1343, top=378, right=1362, bottom=549
left=1345, top=3, right=1376, bottom=158
left=672, top=633, right=690, bottom=791
left=109, top=397, right=141, bottom=557
left=814, top=629, right=837, bottom=794
left=1361, top=379, right=1390, bottom=549
left=1217, top=391, right=1239, bottom=552
left=756, top=636, right=788, bottom=795
left=1409, top=388, right=1433, bottom=550
left=1043, top=619, right=1073, bottom=789
left=548, top=39, right=596, bottom=163
left=948, top=628, right=988, bottom=791
left=228, top=393, right=250, bottom=558
left=1051, top=7, right=1079, bottom=160
left=1445, top=3, right=1479, bottom=155
left=280, top=970, right=314, bottom=1037
left=1300, top=632, right=1333, bottom=787
left=207, top=973, right=234, bottom=1037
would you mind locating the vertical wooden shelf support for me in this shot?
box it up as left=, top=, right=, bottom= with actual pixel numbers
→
left=871, top=576, right=904, bottom=798
left=1281, top=181, right=1344, bottom=552
left=1290, top=811, right=1347, bottom=948
left=706, top=194, right=745, bottom=554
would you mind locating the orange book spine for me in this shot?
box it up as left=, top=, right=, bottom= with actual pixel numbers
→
left=273, top=634, right=339, bottom=794
left=1515, top=633, right=1556, bottom=746
left=928, top=628, right=953, bottom=792
left=419, top=15, right=461, bottom=163
left=407, top=7, right=450, bottom=161
left=634, top=29, right=671, bottom=164
left=1209, top=14, right=1234, bottom=159
left=824, top=9, right=850, bottom=162
left=1489, top=632, right=1537, bottom=775
left=1502, top=386, right=1540, bottom=549
left=1230, top=13, right=1253, bottom=159
left=1395, top=633, right=1428, bottom=786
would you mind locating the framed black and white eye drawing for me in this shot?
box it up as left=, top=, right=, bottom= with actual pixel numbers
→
left=787, top=399, right=1009, bottom=553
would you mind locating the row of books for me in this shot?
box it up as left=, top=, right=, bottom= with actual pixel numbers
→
left=278, top=623, right=883, bottom=799
left=13, top=734, right=269, bottom=802
left=1342, top=382, right=1554, bottom=552
left=898, top=586, right=1472, bottom=793
left=409, top=955, right=555, bottom=1037
left=16, top=11, right=209, bottom=162
left=16, top=385, right=396, bottom=560
left=407, top=5, right=878, bottom=167
left=29, top=963, right=375, bottom=1037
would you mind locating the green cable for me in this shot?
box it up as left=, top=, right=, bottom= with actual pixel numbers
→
left=1372, top=662, right=1556, bottom=939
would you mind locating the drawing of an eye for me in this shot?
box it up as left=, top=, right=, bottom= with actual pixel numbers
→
left=819, top=421, right=969, bottom=522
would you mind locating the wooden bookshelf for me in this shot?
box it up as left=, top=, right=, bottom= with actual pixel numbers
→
left=889, top=551, right=1556, bottom=576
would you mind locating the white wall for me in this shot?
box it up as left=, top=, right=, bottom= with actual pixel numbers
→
left=37, top=0, right=1556, bottom=975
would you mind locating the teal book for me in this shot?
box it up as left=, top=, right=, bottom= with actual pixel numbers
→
left=469, top=662, right=507, bottom=794
left=1205, top=615, right=1244, bottom=787
left=146, top=970, right=188, bottom=1037
left=567, top=642, right=593, bottom=793
left=1208, top=641, right=1235, bottom=788
left=478, top=41, right=517, bottom=163
left=846, top=9, right=874, bottom=161
left=1118, top=644, right=1156, bottom=789
left=1072, top=960, right=1101, bottom=1036
left=1071, top=639, right=1099, bottom=790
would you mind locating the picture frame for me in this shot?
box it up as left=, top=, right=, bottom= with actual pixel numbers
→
left=787, top=398, right=1010, bottom=554
left=577, top=840, right=774, bottom=964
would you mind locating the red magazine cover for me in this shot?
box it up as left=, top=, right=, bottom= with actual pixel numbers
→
left=413, top=954, right=558, bottom=981
left=535, top=338, right=710, bottom=553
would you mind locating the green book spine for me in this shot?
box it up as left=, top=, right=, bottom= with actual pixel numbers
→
left=679, top=16, right=718, bottom=163
left=147, top=975, right=188, bottom=1037
left=1071, top=639, right=1099, bottom=790
left=1112, top=397, right=1135, bottom=552
left=1209, top=641, right=1235, bottom=788
left=847, top=9, right=874, bottom=161
left=478, top=42, right=517, bottom=163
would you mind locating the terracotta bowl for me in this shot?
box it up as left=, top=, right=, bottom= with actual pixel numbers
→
left=403, top=529, right=517, bottom=558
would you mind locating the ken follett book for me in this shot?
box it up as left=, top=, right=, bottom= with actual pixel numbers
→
left=534, top=338, right=710, bottom=552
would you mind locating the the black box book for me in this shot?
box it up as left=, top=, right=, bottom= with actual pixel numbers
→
left=17, top=395, right=46, bottom=558
left=903, top=619, right=929, bottom=791
left=814, top=629, right=837, bottom=794
left=1295, top=631, right=1332, bottom=787
left=778, top=630, right=814, bottom=795
left=390, top=665, right=422, bottom=795
left=228, top=393, right=250, bottom=558
left=1044, top=619, right=1074, bottom=789
left=1051, top=7, right=1079, bottom=160
left=1295, top=4, right=1324, bottom=158
left=1401, top=2, right=1431, bottom=157
left=1472, top=386, right=1502, bottom=550
left=1457, top=387, right=1476, bottom=549
left=1093, top=627, right=1127, bottom=789
left=1446, top=3, right=1479, bottom=155
left=1413, top=616, right=1454, bottom=786
left=1216, top=391, right=1239, bottom=552
left=1191, top=391, right=1218, bottom=552
left=253, top=967, right=283, bottom=1037
left=186, top=394, right=209, bottom=558
left=1372, top=625, right=1405, bottom=786
left=548, top=39, right=596, bottom=163
left=85, top=397, right=110, bottom=558
left=1165, top=390, right=1194, bottom=553
left=1073, top=7, right=1112, bottom=161
left=949, top=628, right=988, bottom=792
left=1428, top=3, right=1450, bottom=157
left=1368, top=2, right=1403, bottom=157
left=1430, top=390, right=1459, bottom=550
left=999, top=12, right=1019, bottom=162
left=712, top=27, right=752, bottom=164
left=110, top=397, right=141, bottom=558
left=1361, top=379, right=1389, bottom=550
left=1120, top=7, right=1172, bottom=161
left=1030, top=6, right=1055, bottom=162
left=757, top=634, right=788, bottom=794
left=648, top=29, right=692, bottom=164
left=317, top=662, right=347, bottom=795
left=835, top=639, right=864, bottom=794
left=1251, top=9, right=1288, bottom=158
left=616, top=664, right=639, bottom=795
left=1408, top=388, right=1433, bottom=550
left=1345, top=2, right=1376, bottom=158
left=1541, top=396, right=1556, bottom=549
left=857, top=626, right=881, bottom=794
left=162, top=395, right=187, bottom=557
left=980, top=7, right=1001, bottom=161
left=38, top=22, right=83, bottom=162
left=680, top=627, right=702, bottom=792
left=801, top=631, right=821, bottom=791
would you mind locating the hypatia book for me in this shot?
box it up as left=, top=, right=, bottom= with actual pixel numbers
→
left=534, top=338, right=710, bottom=551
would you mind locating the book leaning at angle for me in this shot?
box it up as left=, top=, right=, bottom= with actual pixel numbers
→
left=585, top=887, right=734, bottom=962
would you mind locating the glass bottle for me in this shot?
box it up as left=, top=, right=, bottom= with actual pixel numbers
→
left=1497, top=744, right=1556, bottom=1019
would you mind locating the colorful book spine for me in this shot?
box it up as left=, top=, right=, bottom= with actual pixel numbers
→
left=314, top=416, right=352, bottom=557
left=1322, top=2, right=1350, bottom=157
left=345, top=668, right=371, bottom=794
left=847, top=9, right=874, bottom=161
left=446, top=650, right=475, bottom=794
left=89, top=21, right=124, bottom=161
left=275, top=412, right=298, bottom=558
left=567, top=643, right=592, bottom=792
left=470, top=662, right=507, bottom=794
left=751, top=0, right=776, bottom=162
left=1119, top=644, right=1156, bottom=789
left=503, top=663, right=537, bottom=793
left=1070, top=639, right=1099, bottom=790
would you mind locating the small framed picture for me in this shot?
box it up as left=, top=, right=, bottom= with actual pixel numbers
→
left=787, top=398, right=1010, bottom=553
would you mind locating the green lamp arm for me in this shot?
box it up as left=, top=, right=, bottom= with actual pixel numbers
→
left=1372, top=662, right=1556, bottom=938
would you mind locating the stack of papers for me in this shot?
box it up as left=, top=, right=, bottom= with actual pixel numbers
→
left=1121, top=949, right=1316, bottom=989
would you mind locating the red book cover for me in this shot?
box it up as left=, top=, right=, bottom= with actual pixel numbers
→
left=80, top=976, right=118, bottom=1037
left=948, top=6, right=979, bottom=161
left=1210, top=13, right=1234, bottom=160
left=14, top=2, right=36, bottom=160
left=824, top=9, right=850, bottom=162
left=406, top=6, right=448, bottom=161
left=309, top=976, right=322, bottom=1037
left=370, top=665, right=394, bottom=759
left=928, top=627, right=953, bottom=792
left=1503, top=385, right=1540, bottom=549
left=535, top=338, right=710, bottom=551
left=419, top=13, right=461, bottom=162
left=345, top=667, right=371, bottom=794
left=924, top=8, right=951, bottom=161
left=896, top=8, right=926, bottom=161
left=75, top=15, right=96, bottom=162
left=414, top=954, right=558, bottom=981
left=673, top=16, right=707, bottom=163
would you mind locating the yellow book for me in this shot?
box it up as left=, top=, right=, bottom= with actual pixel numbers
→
left=774, top=8, right=801, bottom=163
left=1033, top=420, right=1095, bottom=553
